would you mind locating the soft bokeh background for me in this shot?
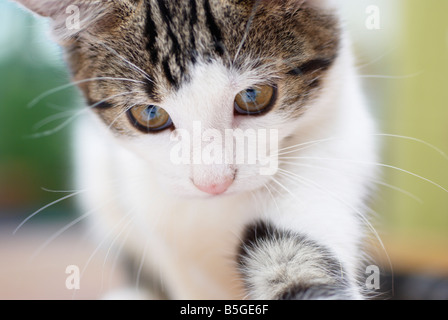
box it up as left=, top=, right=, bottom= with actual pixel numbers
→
left=0, top=0, right=447, bottom=299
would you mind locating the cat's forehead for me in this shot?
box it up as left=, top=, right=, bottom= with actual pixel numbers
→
left=70, top=0, right=340, bottom=107
left=142, top=0, right=272, bottom=92
left=143, top=0, right=340, bottom=89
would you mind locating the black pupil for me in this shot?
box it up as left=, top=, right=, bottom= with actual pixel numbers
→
left=143, top=106, right=158, bottom=121
left=243, top=89, right=258, bottom=103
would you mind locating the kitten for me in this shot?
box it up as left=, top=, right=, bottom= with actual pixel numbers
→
left=14, top=0, right=377, bottom=300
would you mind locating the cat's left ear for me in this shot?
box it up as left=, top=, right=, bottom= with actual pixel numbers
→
left=12, top=0, right=112, bottom=39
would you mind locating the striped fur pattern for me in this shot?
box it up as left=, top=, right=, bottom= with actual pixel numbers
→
left=239, top=222, right=358, bottom=300
left=15, top=0, right=378, bottom=300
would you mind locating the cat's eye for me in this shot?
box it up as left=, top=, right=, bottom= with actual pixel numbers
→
left=234, top=85, right=276, bottom=115
left=128, top=105, right=173, bottom=133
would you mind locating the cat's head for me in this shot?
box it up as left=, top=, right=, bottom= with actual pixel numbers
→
left=16, top=0, right=343, bottom=198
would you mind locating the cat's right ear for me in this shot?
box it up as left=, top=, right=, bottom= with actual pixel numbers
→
left=12, top=0, right=109, bottom=40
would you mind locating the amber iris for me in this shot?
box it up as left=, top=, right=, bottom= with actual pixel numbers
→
left=128, top=105, right=173, bottom=132
left=234, top=85, right=276, bottom=115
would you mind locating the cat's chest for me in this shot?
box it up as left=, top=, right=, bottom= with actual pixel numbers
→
left=128, top=192, right=258, bottom=299
left=109, top=157, right=261, bottom=298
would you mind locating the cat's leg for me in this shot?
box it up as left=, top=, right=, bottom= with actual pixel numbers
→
left=238, top=221, right=363, bottom=300
left=102, top=254, right=169, bottom=300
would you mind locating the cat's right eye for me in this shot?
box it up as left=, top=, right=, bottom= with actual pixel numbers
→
left=128, top=105, right=173, bottom=133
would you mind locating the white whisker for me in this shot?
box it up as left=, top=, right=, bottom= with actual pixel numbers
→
left=87, top=91, right=145, bottom=109
left=101, top=215, right=136, bottom=289
left=278, top=160, right=423, bottom=204
left=276, top=168, right=394, bottom=283
left=373, top=133, right=448, bottom=161
left=33, top=110, right=80, bottom=131
left=13, top=190, right=85, bottom=235
left=27, top=109, right=88, bottom=139
left=100, top=42, right=154, bottom=84
left=27, top=91, right=144, bottom=139
left=275, top=133, right=448, bottom=161
left=233, top=0, right=261, bottom=64
left=29, top=211, right=93, bottom=262
left=136, top=239, right=150, bottom=292
left=107, top=103, right=139, bottom=130
left=358, top=72, right=423, bottom=80
left=279, top=156, right=448, bottom=194
left=41, top=187, right=86, bottom=194
left=28, top=77, right=146, bottom=108
left=355, top=46, right=397, bottom=71
left=275, top=137, right=339, bottom=156
left=263, top=182, right=281, bottom=216
left=269, top=176, right=302, bottom=204
left=75, top=208, right=136, bottom=299
left=107, top=225, right=134, bottom=293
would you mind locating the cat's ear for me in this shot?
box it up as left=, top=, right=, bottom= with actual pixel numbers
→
left=12, top=0, right=111, bottom=39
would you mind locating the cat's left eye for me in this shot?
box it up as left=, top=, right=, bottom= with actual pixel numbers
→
left=234, top=85, right=276, bottom=115
left=128, top=105, right=173, bottom=133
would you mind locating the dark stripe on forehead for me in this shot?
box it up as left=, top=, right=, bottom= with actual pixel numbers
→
left=142, top=0, right=231, bottom=91
left=156, top=0, right=181, bottom=57
left=190, top=0, right=198, bottom=29
left=203, top=0, right=225, bottom=56
left=145, top=78, right=159, bottom=101
left=157, top=0, right=189, bottom=88
left=189, top=0, right=198, bottom=62
left=162, top=57, right=176, bottom=87
left=287, top=57, right=336, bottom=76
left=87, top=99, right=113, bottom=109
left=145, top=3, right=159, bottom=64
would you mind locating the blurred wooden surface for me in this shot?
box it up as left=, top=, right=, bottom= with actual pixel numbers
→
left=1, top=222, right=447, bottom=300
left=0, top=222, right=127, bottom=300
left=380, top=234, right=448, bottom=276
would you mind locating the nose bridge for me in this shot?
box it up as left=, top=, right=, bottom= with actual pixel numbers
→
left=190, top=122, right=236, bottom=183
left=184, top=96, right=234, bottom=171
left=169, top=62, right=238, bottom=190
left=175, top=61, right=235, bottom=129
left=189, top=119, right=236, bottom=189
left=192, top=161, right=235, bottom=181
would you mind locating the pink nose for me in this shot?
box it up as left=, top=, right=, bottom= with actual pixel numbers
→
left=194, top=178, right=234, bottom=195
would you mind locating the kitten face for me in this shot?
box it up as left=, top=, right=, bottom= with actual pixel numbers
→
left=17, top=0, right=341, bottom=197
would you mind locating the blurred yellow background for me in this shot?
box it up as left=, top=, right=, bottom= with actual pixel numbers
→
left=0, top=0, right=447, bottom=299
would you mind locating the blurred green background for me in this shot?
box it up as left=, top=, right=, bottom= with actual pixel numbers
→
left=0, top=0, right=447, bottom=286
left=0, top=0, right=79, bottom=221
